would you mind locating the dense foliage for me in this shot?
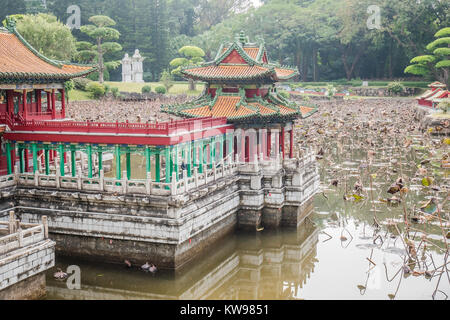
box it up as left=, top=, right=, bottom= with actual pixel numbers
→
left=15, top=13, right=77, bottom=61
left=405, top=27, right=450, bottom=88
left=1, top=0, right=449, bottom=83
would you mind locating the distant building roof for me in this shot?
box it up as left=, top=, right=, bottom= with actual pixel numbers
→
left=181, top=31, right=299, bottom=83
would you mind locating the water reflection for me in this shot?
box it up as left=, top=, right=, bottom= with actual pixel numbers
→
left=45, top=220, right=319, bottom=300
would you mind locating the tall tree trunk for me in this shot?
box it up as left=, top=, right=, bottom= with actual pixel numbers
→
left=301, top=49, right=308, bottom=82
left=340, top=45, right=365, bottom=81
left=313, top=47, right=318, bottom=82
left=188, top=78, right=195, bottom=91
left=97, top=37, right=104, bottom=84
left=388, top=40, right=393, bottom=79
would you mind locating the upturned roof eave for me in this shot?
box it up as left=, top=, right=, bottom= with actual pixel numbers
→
left=0, top=18, right=96, bottom=81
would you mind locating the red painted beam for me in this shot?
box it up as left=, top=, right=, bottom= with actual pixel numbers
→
left=4, top=125, right=234, bottom=146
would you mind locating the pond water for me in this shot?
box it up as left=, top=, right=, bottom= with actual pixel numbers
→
left=45, top=99, right=449, bottom=300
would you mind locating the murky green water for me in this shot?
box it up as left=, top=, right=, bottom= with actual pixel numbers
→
left=45, top=152, right=449, bottom=300
left=44, top=101, right=450, bottom=300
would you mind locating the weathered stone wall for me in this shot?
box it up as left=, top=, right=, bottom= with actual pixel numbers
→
left=0, top=273, right=46, bottom=300
left=0, top=154, right=319, bottom=270
left=0, top=239, right=55, bottom=299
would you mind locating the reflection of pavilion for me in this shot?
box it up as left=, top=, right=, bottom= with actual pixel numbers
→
left=205, top=221, right=318, bottom=300
left=45, top=219, right=318, bottom=300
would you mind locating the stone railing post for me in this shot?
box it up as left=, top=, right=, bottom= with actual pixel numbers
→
left=146, top=172, right=152, bottom=195
left=122, top=171, right=128, bottom=194
left=99, top=169, right=104, bottom=191
left=56, top=168, right=60, bottom=189
left=213, top=163, right=217, bottom=181
left=17, top=226, right=23, bottom=247
left=194, top=167, right=199, bottom=188
left=171, top=172, right=177, bottom=195
left=9, top=210, right=15, bottom=234
left=14, top=165, right=19, bottom=183
left=200, top=164, right=205, bottom=184
left=34, top=170, right=39, bottom=187
left=42, top=216, right=48, bottom=239
left=253, top=157, right=259, bottom=172
left=77, top=169, right=82, bottom=190
left=183, top=170, right=188, bottom=192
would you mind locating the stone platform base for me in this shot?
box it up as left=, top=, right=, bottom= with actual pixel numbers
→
left=51, top=213, right=237, bottom=270
left=0, top=273, right=46, bottom=300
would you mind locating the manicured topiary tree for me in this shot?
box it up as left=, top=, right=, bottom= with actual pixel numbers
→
left=160, top=70, right=174, bottom=92
left=405, top=27, right=450, bottom=89
left=155, top=86, right=166, bottom=94
left=170, top=46, right=205, bottom=91
left=142, top=85, right=152, bottom=94
left=86, top=82, right=106, bottom=99
left=79, top=15, right=122, bottom=83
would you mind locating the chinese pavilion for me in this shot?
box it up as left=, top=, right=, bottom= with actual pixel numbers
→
left=0, top=18, right=94, bottom=122
left=0, top=18, right=235, bottom=182
left=162, top=31, right=317, bottom=162
left=417, top=81, right=450, bottom=108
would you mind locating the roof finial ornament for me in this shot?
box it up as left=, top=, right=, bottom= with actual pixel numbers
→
left=5, top=16, right=17, bottom=32
left=238, top=30, right=248, bottom=46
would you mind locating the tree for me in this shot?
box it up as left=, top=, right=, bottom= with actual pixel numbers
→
left=160, top=69, right=174, bottom=92
left=0, top=0, right=26, bottom=21
left=170, top=45, right=205, bottom=91
left=405, top=27, right=450, bottom=88
left=195, top=0, right=254, bottom=32
left=79, top=15, right=122, bottom=83
left=14, top=13, right=77, bottom=61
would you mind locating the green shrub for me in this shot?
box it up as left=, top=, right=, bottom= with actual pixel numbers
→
left=155, top=86, right=166, bottom=94
left=438, top=98, right=450, bottom=113
left=64, top=80, right=74, bottom=92
left=73, top=78, right=92, bottom=91
left=111, top=87, right=120, bottom=98
left=86, top=82, right=106, bottom=99
left=278, top=90, right=290, bottom=99
left=327, top=84, right=337, bottom=98
left=142, top=85, right=152, bottom=94
left=103, top=83, right=110, bottom=94
left=160, top=70, right=174, bottom=92
left=387, top=81, right=405, bottom=94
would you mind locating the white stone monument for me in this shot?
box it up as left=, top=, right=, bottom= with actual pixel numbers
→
left=121, top=53, right=132, bottom=83
left=121, top=50, right=145, bottom=83
left=131, top=49, right=145, bottom=83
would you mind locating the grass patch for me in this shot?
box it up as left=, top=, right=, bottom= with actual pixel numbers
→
left=293, top=81, right=430, bottom=89
left=68, top=89, right=91, bottom=101
left=68, top=81, right=205, bottom=101
left=105, top=81, right=205, bottom=95
left=430, top=112, right=450, bottom=119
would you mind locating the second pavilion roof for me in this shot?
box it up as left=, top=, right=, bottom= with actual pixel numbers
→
left=181, top=32, right=298, bottom=83
left=162, top=88, right=317, bottom=124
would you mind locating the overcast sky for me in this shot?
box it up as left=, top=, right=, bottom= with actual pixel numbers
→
left=252, top=0, right=263, bottom=7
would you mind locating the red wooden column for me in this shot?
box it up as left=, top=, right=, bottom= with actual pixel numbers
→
left=46, top=91, right=51, bottom=113
left=36, top=90, right=42, bottom=114
left=24, top=149, right=29, bottom=172
left=22, top=90, right=28, bottom=119
left=7, top=90, right=13, bottom=116
left=51, top=89, right=56, bottom=119
left=289, top=128, right=294, bottom=159
left=267, top=130, right=271, bottom=158
left=280, top=127, right=285, bottom=159
left=60, top=89, right=66, bottom=119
